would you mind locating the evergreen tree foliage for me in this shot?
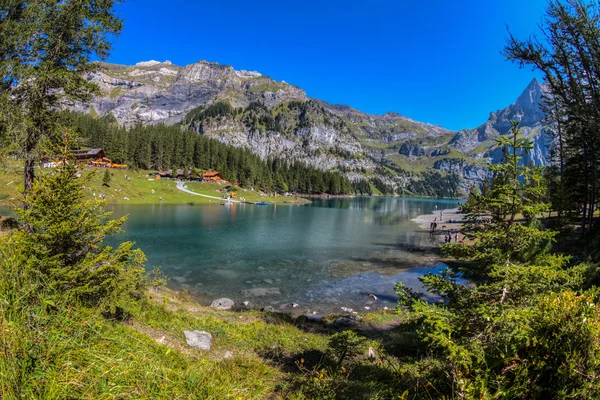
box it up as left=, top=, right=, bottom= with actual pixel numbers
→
left=102, top=169, right=111, bottom=186
left=0, top=0, right=122, bottom=198
left=505, top=0, right=600, bottom=233
left=407, top=171, right=461, bottom=199
left=65, top=112, right=353, bottom=195
left=12, top=132, right=146, bottom=311
left=446, top=122, right=555, bottom=276
left=397, top=121, right=600, bottom=398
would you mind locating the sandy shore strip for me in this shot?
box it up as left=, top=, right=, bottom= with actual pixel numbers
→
left=411, top=207, right=467, bottom=243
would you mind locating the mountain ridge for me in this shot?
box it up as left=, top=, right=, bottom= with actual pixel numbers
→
left=78, top=59, right=549, bottom=196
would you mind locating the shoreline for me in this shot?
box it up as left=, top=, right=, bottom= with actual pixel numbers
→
left=411, top=207, right=466, bottom=243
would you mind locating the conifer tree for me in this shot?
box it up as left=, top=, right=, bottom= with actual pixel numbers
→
left=102, top=169, right=111, bottom=186
left=13, top=131, right=146, bottom=311
left=0, top=0, right=122, bottom=199
left=445, top=121, right=555, bottom=276
left=397, top=121, right=600, bottom=398
left=505, top=0, right=600, bottom=233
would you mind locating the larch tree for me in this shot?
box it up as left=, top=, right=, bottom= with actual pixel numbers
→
left=505, top=0, right=600, bottom=233
left=0, top=0, right=123, bottom=199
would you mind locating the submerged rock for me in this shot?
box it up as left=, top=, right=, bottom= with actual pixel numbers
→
left=210, top=298, right=235, bottom=310
left=241, top=287, right=281, bottom=297
left=183, top=330, right=212, bottom=351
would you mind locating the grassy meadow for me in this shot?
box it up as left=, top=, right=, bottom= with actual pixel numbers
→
left=0, top=162, right=310, bottom=207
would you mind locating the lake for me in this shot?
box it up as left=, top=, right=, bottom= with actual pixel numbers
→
left=1, top=197, right=460, bottom=313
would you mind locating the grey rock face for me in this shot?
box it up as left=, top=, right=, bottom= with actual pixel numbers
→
left=81, top=60, right=306, bottom=127
left=184, top=330, right=212, bottom=351
left=399, top=143, right=425, bottom=157
left=210, top=298, right=235, bottom=310
left=81, top=60, right=550, bottom=194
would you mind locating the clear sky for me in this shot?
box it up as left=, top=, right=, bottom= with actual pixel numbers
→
left=106, top=0, right=548, bottom=131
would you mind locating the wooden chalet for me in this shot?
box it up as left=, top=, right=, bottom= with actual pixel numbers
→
left=203, top=171, right=227, bottom=183
left=154, top=169, right=173, bottom=179
left=72, top=148, right=106, bottom=161
left=71, top=148, right=128, bottom=169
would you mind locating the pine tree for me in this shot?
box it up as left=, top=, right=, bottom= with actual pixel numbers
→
left=505, top=0, right=600, bottom=233
left=0, top=1, right=123, bottom=199
left=445, top=121, right=555, bottom=276
left=102, top=169, right=111, bottom=187
left=397, top=122, right=600, bottom=399
left=13, top=132, right=146, bottom=311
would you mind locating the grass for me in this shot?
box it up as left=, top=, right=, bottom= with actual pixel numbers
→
left=1, top=282, right=420, bottom=399
left=0, top=164, right=310, bottom=207
left=248, top=83, right=283, bottom=93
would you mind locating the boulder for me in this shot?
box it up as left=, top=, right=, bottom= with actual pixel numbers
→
left=335, top=317, right=357, bottom=326
left=302, top=314, right=324, bottom=323
left=210, top=298, right=235, bottom=310
left=183, top=330, right=212, bottom=351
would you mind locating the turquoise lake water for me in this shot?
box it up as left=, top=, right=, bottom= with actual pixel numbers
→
left=1, top=197, right=460, bottom=313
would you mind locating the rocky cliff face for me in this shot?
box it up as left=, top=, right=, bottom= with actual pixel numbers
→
left=77, top=60, right=306, bottom=126
left=81, top=60, right=550, bottom=197
left=449, top=78, right=549, bottom=166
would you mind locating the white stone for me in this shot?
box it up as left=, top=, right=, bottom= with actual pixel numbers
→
left=183, top=330, right=212, bottom=351
left=210, top=298, right=235, bottom=310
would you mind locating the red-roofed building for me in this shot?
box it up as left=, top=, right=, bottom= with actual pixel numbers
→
left=203, top=171, right=226, bottom=182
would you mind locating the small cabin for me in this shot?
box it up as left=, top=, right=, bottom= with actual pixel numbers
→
left=155, top=169, right=173, bottom=179
left=203, top=171, right=225, bottom=182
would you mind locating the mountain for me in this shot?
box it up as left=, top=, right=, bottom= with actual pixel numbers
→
left=77, top=60, right=550, bottom=197
left=449, top=78, right=548, bottom=164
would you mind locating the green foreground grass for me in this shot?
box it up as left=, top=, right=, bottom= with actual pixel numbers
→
left=1, top=285, right=424, bottom=399
left=0, top=164, right=309, bottom=206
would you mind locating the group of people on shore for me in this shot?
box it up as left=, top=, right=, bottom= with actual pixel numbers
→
left=444, top=231, right=459, bottom=243
left=429, top=208, right=462, bottom=244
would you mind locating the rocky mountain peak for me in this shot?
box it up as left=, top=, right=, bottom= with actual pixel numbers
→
left=516, top=78, right=543, bottom=106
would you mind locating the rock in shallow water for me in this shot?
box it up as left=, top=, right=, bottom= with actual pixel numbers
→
left=183, top=330, right=212, bottom=351
left=241, top=287, right=281, bottom=297
left=210, top=298, right=235, bottom=310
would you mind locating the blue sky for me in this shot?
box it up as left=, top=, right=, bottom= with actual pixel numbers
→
left=107, top=0, right=547, bottom=131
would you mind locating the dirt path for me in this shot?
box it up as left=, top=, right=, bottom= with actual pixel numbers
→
left=175, top=181, right=241, bottom=203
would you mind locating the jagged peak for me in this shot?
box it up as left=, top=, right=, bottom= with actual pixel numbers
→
left=516, top=77, right=544, bottom=107
left=381, top=111, right=404, bottom=118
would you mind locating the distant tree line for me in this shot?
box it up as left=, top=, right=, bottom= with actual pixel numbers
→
left=407, top=171, right=461, bottom=198
left=65, top=112, right=353, bottom=195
